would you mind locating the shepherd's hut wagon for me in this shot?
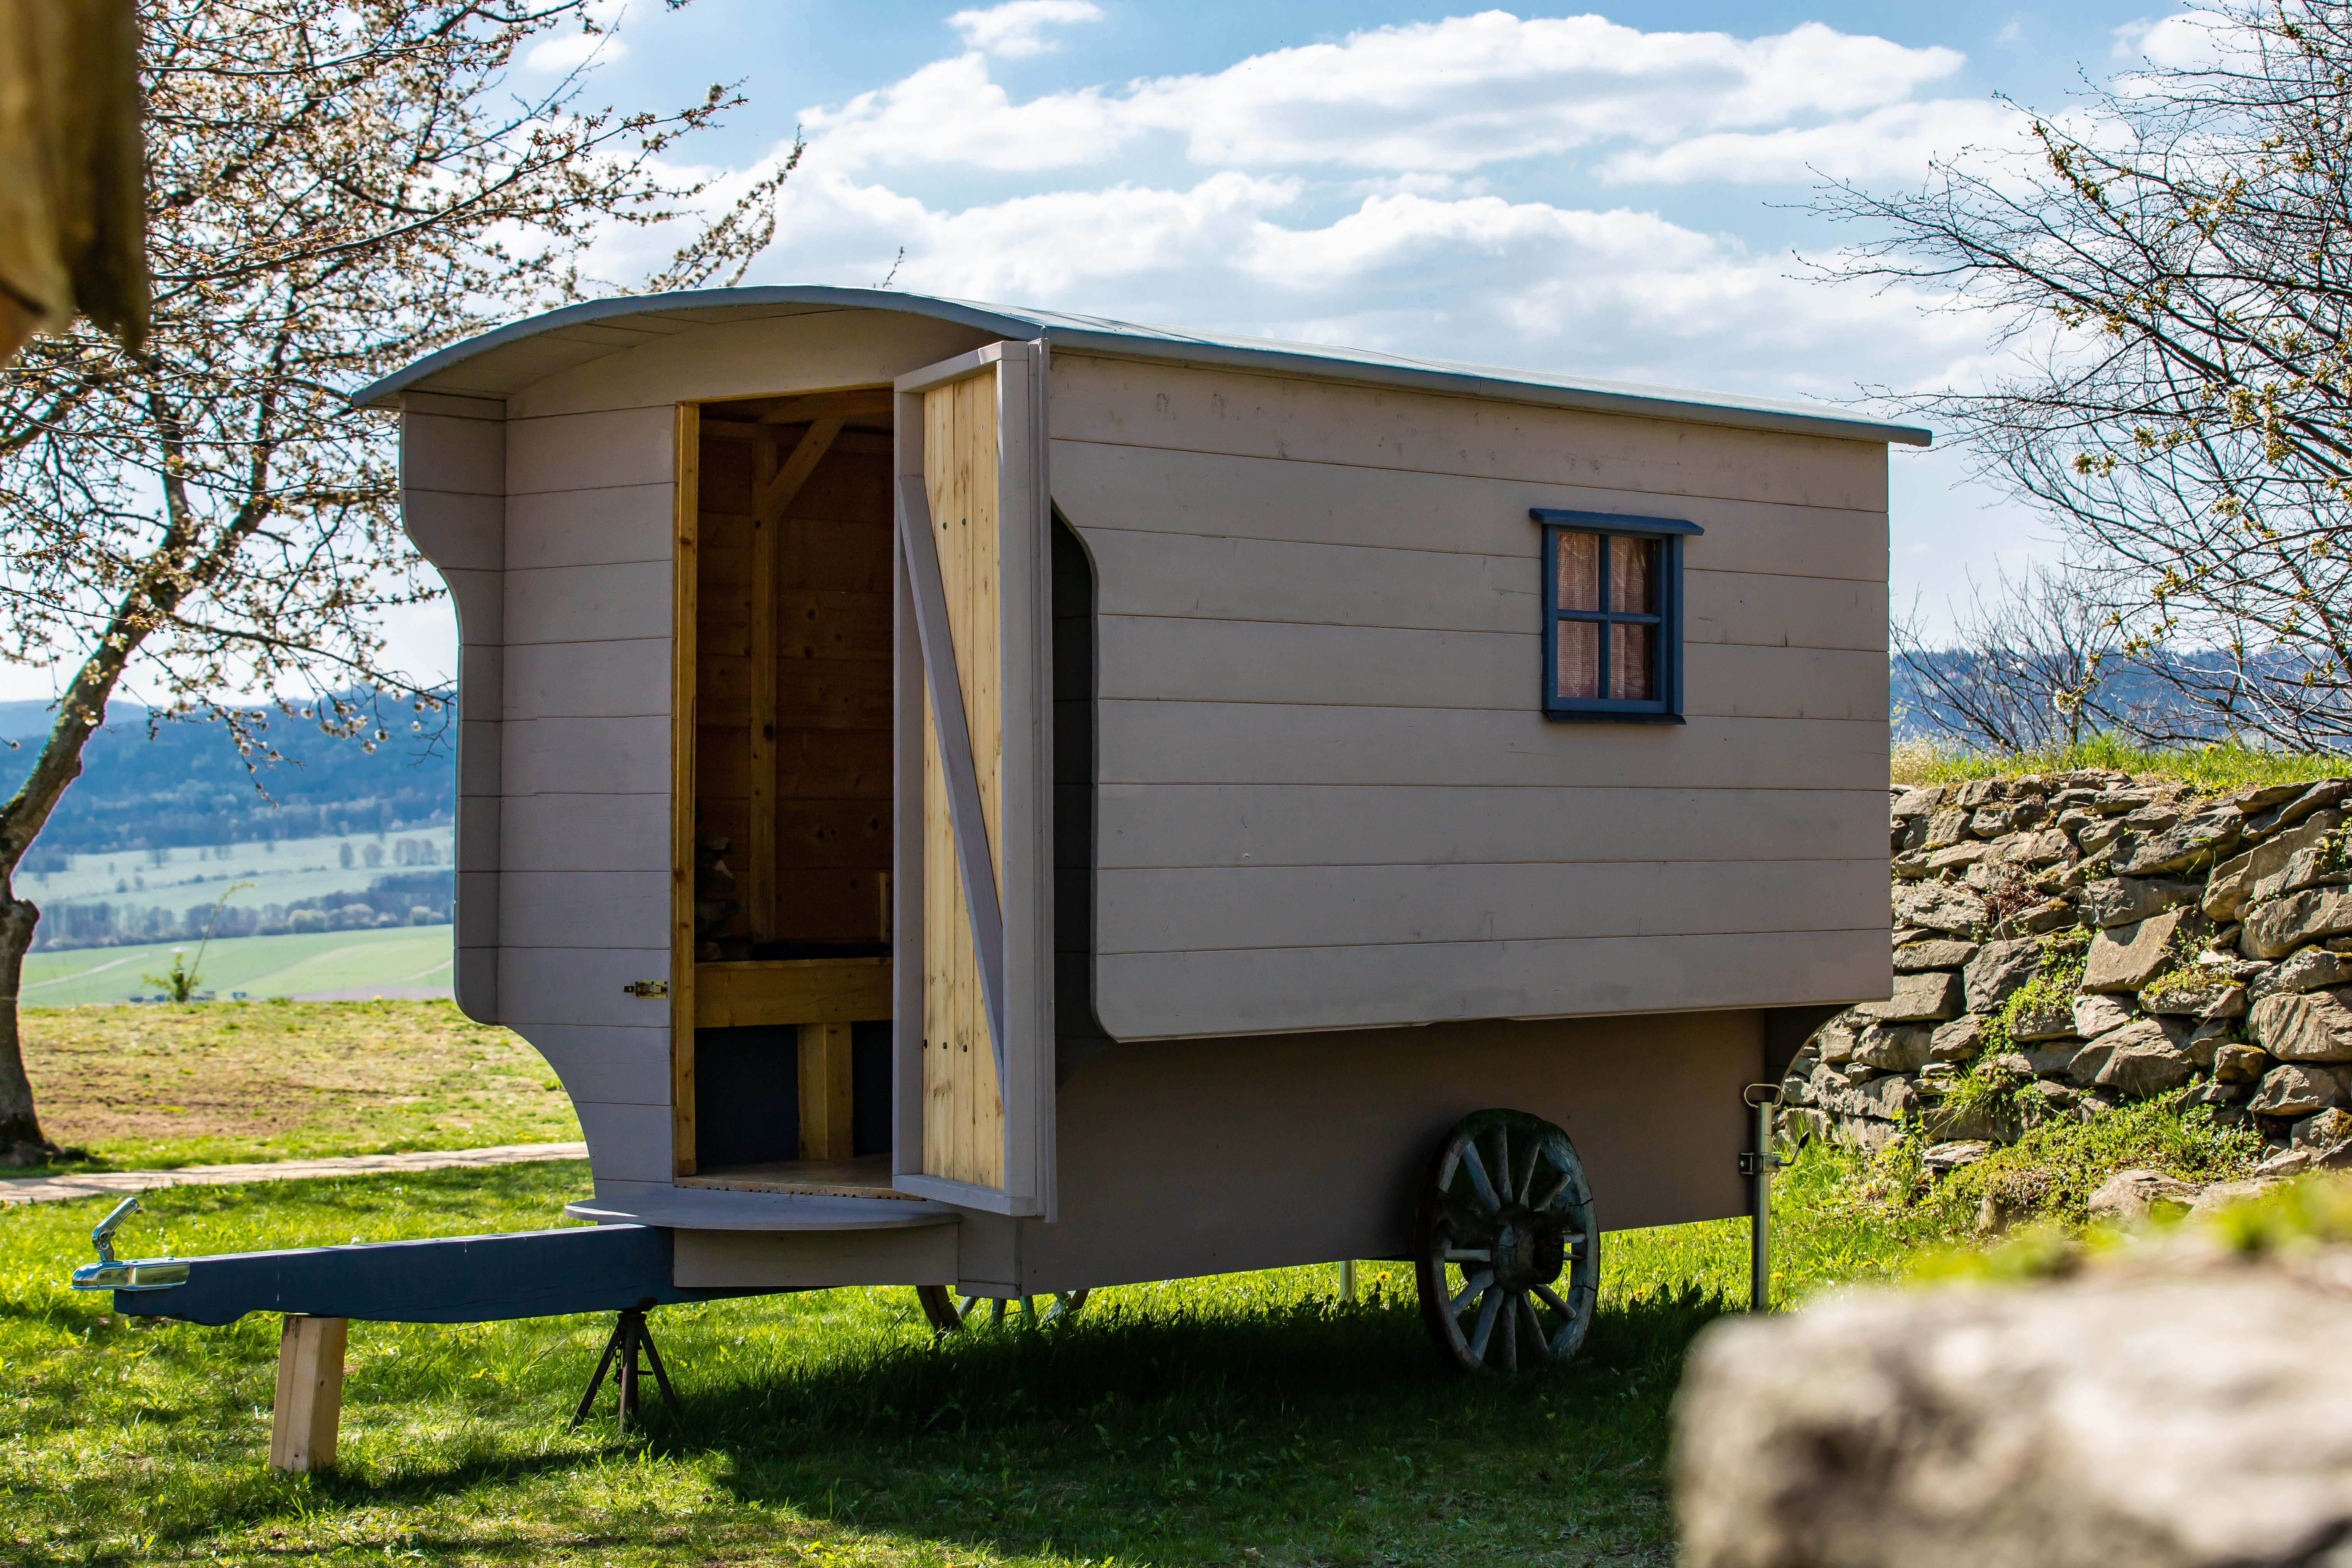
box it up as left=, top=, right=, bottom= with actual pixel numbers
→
left=80, top=288, right=1923, bottom=1438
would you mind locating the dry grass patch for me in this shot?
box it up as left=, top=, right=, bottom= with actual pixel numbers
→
left=18, top=1000, right=580, bottom=1171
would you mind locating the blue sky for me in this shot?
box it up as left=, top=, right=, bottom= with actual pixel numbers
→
left=9, top=3, right=2216, bottom=702
left=541, top=0, right=2196, bottom=644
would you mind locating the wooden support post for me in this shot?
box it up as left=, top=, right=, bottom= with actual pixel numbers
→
left=797, top=1020, right=856, bottom=1160
left=671, top=403, right=701, bottom=1177
left=746, top=436, right=780, bottom=942
left=269, top=1315, right=347, bottom=1473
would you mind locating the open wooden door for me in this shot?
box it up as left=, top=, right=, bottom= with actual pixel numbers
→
left=890, top=340, right=1054, bottom=1216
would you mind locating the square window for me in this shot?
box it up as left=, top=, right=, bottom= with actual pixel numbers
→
left=1530, top=509, right=1700, bottom=721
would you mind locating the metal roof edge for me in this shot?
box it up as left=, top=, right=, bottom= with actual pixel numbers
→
left=350, top=285, right=1933, bottom=448
left=1038, top=325, right=1933, bottom=448
left=345, top=286, right=1051, bottom=409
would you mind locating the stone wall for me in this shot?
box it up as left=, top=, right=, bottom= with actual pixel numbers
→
left=1778, top=772, right=2352, bottom=1177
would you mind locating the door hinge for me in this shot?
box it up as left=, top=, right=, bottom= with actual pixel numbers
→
left=623, top=980, right=669, bottom=999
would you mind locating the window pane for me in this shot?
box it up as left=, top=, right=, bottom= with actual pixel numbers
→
left=1611, top=535, right=1659, bottom=614
left=1556, top=530, right=1600, bottom=612
left=1557, top=620, right=1599, bottom=700
left=1610, top=622, right=1656, bottom=700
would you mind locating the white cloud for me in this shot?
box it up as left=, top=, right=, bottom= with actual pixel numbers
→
left=1601, top=98, right=2027, bottom=185
left=524, top=0, right=639, bottom=73
left=950, top=0, right=1104, bottom=57
left=2112, top=12, right=2230, bottom=67
left=758, top=164, right=1985, bottom=401
left=1995, top=21, right=2021, bottom=44
left=802, top=14, right=1966, bottom=174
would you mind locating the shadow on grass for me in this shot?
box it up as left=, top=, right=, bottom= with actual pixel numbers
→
left=299, top=1281, right=1737, bottom=1565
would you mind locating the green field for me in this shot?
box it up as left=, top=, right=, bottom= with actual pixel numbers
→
left=19, top=827, right=453, bottom=913
left=20, top=925, right=452, bottom=1004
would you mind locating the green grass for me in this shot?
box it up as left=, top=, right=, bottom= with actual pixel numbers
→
left=21, top=926, right=452, bottom=1005
left=0, top=1144, right=1951, bottom=1568
left=1890, top=734, right=2350, bottom=792
left=17, top=1000, right=579, bottom=1173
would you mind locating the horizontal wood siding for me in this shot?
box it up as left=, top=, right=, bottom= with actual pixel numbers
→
left=1096, top=929, right=1885, bottom=1040
left=1047, top=356, right=1888, bottom=513
left=401, top=401, right=506, bottom=1025
left=492, top=401, right=678, bottom=1182
left=1050, top=354, right=1892, bottom=1039
left=1096, top=859, right=1886, bottom=954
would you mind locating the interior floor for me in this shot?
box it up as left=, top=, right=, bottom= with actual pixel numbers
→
left=678, top=1153, right=917, bottom=1200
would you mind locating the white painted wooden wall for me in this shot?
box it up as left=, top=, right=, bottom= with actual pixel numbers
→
left=401, top=310, right=997, bottom=1198
left=1047, top=354, right=1892, bottom=1040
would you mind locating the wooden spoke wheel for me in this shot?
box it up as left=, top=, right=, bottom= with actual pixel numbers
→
left=1413, top=1108, right=1598, bottom=1374
left=916, top=1286, right=1091, bottom=1333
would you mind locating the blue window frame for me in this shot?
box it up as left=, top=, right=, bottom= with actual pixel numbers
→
left=1530, top=509, right=1702, bottom=722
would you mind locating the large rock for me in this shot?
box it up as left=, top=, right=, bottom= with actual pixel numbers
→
left=2086, top=1168, right=2199, bottom=1223
left=2071, top=993, right=2135, bottom=1039
left=1894, top=880, right=1988, bottom=934
left=1928, top=1015, right=1981, bottom=1062
left=2202, top=847, right=2259, bottom=922
left=2240, top=886, right=2352, bottom=960
left=1814, top=1013, right=1866, bottom=1066
left=2213, top=1042, right=2272, bottom=1083
left=1858, top=1074, right=1919, bottom=1120
left=2294, top=1106, right=2352, bottom=1154
left=1920, top=809, right=1971, bottom=850
left=2083, top=875, right=2203, bottom=930
left=1890, top=785, right=1946, bottom=819
left=2248, top=1062, right=2352, bottom=1118
left=2246, top=809, right=2345, bottom=904
left=1964, top=937, right=2043, bottom=1014
left=2110, top=809, right=2244, bottom=877
left=1852, top=1023, right=1937, bottom=1072
left=2085, top=909, right=2194, bottom=993
left=1893, top=938, right=1978, bottom=973
left=1675, top=1243, right=2352, bottom=1568
left=2248, top=987, right=2352, bottom=1063
left=2020, top=827, right=2074, bottom=867
left=2010, top=990, right=2078, bottom=1040
left=2245, top=779, right=2351, bottom=837
left=2019, top=1040, right=2086, bottom=1077
left=1854, top=970, right=1963, bottom=1023
left=2138, top=975, right=2247, bottom=1020
left=2249, top=945, right=2352, bottom=1002
left=2092, top=1020, right=2200, bottom=1096
left=2069, top=1035, right=2122, bottom=1088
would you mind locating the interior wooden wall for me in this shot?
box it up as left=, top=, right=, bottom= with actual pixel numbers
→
left=694, top=419, right=895, bottom=952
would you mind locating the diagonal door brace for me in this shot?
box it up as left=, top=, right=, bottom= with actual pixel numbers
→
left=893, top=472, right=1010, bottom=1085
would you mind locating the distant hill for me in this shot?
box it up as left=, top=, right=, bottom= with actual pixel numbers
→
left=0, top=695, right=453, bottom=867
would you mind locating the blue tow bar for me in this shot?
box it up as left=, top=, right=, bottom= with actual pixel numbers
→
left=69, top=1200, right=769, bottom=1325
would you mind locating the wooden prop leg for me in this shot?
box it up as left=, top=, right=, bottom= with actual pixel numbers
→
left=269, top=1315, right=347, bottom=1473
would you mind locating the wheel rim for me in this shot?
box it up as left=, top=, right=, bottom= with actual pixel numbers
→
left=1413, top=1109, right=1597, bottom=1374
left=916, top=1286, right=1091, bottom=1333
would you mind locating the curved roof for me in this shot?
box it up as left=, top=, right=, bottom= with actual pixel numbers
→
left=352, top=285, right=1931, bottom=447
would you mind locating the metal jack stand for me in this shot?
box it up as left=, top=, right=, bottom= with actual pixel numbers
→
left=571, top=1307, right=679, bottom=1434
left=1739, top=1084, right=1789, bottom=1313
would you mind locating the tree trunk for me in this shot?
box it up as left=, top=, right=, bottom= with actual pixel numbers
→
left=0, top=886, right=47, bottom=1163
left=0, top=639, right=140, bottom=1165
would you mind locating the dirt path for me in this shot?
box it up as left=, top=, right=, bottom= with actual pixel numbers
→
left=0, top=1140, right=588, bottom=1205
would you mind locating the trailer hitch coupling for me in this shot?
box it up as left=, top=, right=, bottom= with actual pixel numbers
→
left=69, top=1197, right=191, bottom=1292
